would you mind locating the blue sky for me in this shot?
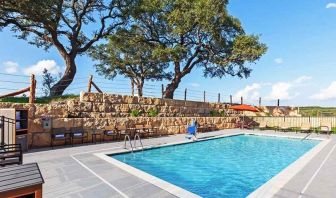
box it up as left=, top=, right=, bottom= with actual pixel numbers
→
left=1, top=0, right=336, bottom=106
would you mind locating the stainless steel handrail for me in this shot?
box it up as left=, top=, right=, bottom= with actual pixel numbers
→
left=124, top=134, right=133, bottom=152
left=134, top=133, right=143, bottom=151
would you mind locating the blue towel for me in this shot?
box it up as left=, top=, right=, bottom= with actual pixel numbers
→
left=187, top=126, right=196, bottom=135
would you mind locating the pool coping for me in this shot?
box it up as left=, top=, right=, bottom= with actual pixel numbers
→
left=95, top=132, right=329, bottom=198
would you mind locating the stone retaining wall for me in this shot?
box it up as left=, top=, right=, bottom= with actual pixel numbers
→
left=0, top=92, right=240, bottom=147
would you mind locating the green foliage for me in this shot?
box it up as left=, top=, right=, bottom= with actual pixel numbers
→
left=0, top=94, right=79, bottom=104
left=128, top=0, right=267, bottom=98
left=210, top=110, right=218, bottom=117
left=148, top=107, right=159, bottom=117
left=299, top=106, right=336, bottom=116
left=0, top=0, right=130, bottom=96
left=42, top=68, right=58, bottom=97
left=130, top=109, right=142, bottom=117
left=90, top=28, right=172, bottom=97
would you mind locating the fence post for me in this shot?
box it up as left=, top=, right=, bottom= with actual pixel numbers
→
left=161, top=84, right=164, bottom=99
left=259, top=97, right=261, bottom=107
left=230, top=95, right=232, bottom=104
left=203, top=91, right=206, bottom=102
left=87, top=75, right=93, bottom=92
left=184, top=88, right=187, bottom=101
left=218, top=93, right=220, bottom=103
left=29, top=74, right=36, bottom=104
left=241, top=96, right=243, bottom=105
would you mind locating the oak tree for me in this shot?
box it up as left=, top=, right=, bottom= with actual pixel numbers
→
left=90, top=28, right=172, bottom=97
left=0, top=0, right=130, bottom=96
left=129, top=0, right=267, bottom=98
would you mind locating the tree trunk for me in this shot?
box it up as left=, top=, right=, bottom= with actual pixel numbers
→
left=50, top=55, right=76, bottom=96
left=163, top=75, right=182, bottom=99
left=136, top=80, right=144, bottom=97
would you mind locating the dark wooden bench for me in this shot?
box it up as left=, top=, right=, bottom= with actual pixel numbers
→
left=0, top=144, right=23, bottom=167
left=0, top=163, right=44, bottom=198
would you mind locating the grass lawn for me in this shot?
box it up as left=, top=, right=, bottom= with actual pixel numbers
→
left=0, top=94, right=79, bottom=104
left=299, top=106, right=336, bottom=117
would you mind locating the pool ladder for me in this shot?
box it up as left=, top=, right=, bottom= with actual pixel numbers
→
left=123, top=133, right=143, bottom=152
left=301, top=133, right=312, bottom=141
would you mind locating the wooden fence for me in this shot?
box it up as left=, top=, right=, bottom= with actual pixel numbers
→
left=252, top=116, right=336, bottom=128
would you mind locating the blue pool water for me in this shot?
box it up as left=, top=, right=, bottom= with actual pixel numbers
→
left=111, top=135, right=319, bottom=197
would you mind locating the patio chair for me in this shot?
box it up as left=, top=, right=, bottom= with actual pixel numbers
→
left=197, top=124, right=209, bottom=133
left=279, top=122, right=290, bottom=132
left=0, top=144, right=22, bottom=167
left=300, top=122, right=311, bottom=133
left=266, top=122, right=274, bottom=130
left=319, top=121, right=332, bottom=135
left=207, top=123, right=217, bottom=131
left=135, top=124, right=149, bottom=138
left=144, top=124, right=159, bottom=137
left=257, top=121, right=267, bottom=130
left=116, top=125, right=130, bottom=140
left=70, top=127, right=87, bottom=146
left=51, top=127, right=69, bottom=149
left=103, top=125, right=118, bottom=141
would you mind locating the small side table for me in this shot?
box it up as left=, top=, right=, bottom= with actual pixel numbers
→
left=92, top=133, right=102, bottom=144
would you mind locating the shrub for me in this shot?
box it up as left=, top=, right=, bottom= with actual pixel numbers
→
left=148, top=107, right=159, bottom=117
left=130, top=109, right=142, bottom=117
left=209, top=110, right=218, bottom=117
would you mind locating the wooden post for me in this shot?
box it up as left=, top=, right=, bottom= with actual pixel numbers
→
left=230, top=95, right=232, bottom=104
left=161, top=84, right=164, bottom=99
left=241, top=96, right=243, bottom=105
left=259, top=97, right=261, bottom=107
left=91, top=81, right=103, bottom=93
left=277, top=99, right=280, bottom=107
left=203, top=91, right=206, bottom=102
left=184, top=88, right=187, bottom=101
left=29, top=74, right=36, bottom=104
left=87, top=75, right=93, bottom=92
left=218, top=93, right=220, bottom=103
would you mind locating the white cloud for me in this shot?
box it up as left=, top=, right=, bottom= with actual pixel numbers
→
left=326, top=3, right=336, bottom=8
left=293, top=75, right=312, bottom=84
left=265, top=76, right=312, bottom=100
left=23, top=60, right=62, bottom=75
left=310, top=81, right=336, bottom=100
left=189, top=83, right=200, bottom=88
left=274, top=58, right=283, bottom=64
left=266, top=82, right=293, bottom=100
left=2, top=61, right=19, bottom=74
left=234, top=83, right=262, bottom=101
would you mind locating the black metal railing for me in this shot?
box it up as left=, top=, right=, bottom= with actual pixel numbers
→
left=0, top=116, right=15, bottom=146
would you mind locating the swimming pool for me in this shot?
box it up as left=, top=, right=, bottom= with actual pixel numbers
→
left=110, top=135, right=319, bottom=197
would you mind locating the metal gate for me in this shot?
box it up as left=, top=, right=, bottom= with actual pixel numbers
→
left=0, top=116, right=15, bottom=146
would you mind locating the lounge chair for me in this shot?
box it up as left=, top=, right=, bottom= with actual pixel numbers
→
left=70, top=127, right=87, bottom=146
left=319, top=121, right=332, bottom=135
left=51, top=127, right=69, bottom=149
left=103, top=125, right=117, bottom=141
left=279, top=122, right=290, bottom=132
left=266, top=122, right=277, bottom=131
left=257, top=121, right=267, bottom=130
left=300, top=122, right=311, bottom=133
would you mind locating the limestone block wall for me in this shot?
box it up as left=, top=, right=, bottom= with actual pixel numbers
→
left=0, top=92, right=240, bottom=147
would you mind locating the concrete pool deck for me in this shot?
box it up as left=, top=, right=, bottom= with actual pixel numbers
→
left=23, top=129, right=336, bottom=198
